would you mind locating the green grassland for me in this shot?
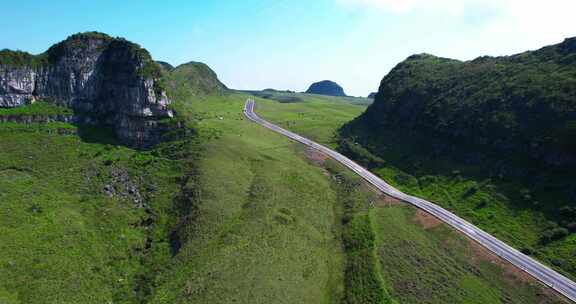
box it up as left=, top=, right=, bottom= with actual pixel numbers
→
left=0, top=118, right=194, bottom=303
left=149, top=94, right=346, bottom=303
left=0, top=101, right=72, bottom=116
left=252, top=92, right=370, bottom=147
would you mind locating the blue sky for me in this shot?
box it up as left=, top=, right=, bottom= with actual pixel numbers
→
left=1, top=0, right=575, bottom=96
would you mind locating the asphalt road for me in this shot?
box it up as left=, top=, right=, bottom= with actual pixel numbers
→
left=244, top=98, right=576, bottom=302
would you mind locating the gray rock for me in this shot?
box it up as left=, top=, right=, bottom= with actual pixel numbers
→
left=0, top=32, right=173, bottom=148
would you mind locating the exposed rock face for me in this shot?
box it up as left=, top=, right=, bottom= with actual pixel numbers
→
left=0, top=32, right=172, bottom=148
left=305, top=80, right=346, bottom=97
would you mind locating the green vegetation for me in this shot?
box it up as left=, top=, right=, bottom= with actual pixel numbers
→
left=157, top=61, right=175, bottom=73
left=44, top=32, right=113, bottom=65
left=0, top=101, right=72, bottom=116
left=257, top=95, right=567, bottom=303
left=352, top=38, right=576, bottom=168
left=0, top=49, right=49, bottom=68
left=0, top=86, right=566, bottom=303
left=163, top=62, right=228, bottom=101
left=253, top=92, right=369, bottom=147
left=339, top=37, right=576, bottom=280
left=1, top=35, right=571, bottom=302
left=306, top=80, right=347, bottom=97
left=337, top=128, right=576, bottom=280
left=325, top=161, right=395, bottom=304
left=146, top=94, right=346, bottom=303
left=372, top=203, right=562, bottom=304
left=0, top=117, right=197, bottom=303
left=248, top=90, right=304, bottom=103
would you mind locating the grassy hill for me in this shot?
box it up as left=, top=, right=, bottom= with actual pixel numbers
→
left=338, top=38, right=576, bottom=280
left=163, top=61, right=228, bottom=101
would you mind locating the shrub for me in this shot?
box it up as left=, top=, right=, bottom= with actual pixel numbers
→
left=541, top=227, right=570, bottom=244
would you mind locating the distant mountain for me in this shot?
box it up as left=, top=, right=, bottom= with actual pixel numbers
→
left=163, top=61, right=227, bottom=100
left=305, top=80, right=346, bottom=97
left=367, top=92, right=377, bottom=99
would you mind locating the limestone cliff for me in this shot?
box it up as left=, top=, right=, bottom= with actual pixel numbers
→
left=0, top=32, right=172, bottom=148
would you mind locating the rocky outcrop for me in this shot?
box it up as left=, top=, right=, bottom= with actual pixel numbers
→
left=0, top=32, right=173, bottom=148
left=305, top=80, right=346, bottom=97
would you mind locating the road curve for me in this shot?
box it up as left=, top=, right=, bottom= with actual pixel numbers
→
left=244, top=98, right=576, bottom=302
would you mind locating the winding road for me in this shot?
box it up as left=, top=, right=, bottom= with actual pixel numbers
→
left=244, top=98, right=576, bottom=302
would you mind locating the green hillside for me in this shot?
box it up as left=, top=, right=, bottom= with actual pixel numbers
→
left=164, top=61, right=228, bottom=100
left=255, top=94, right=566, bottom=304
left=149, top=94, right=347, bottom=303
left=339, top=38, right=576, bottom=280
left=0, top=113, right=195, bottom=303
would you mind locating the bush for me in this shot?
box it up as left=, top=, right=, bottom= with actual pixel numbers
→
left=0, top=49, right=49, bottom=68
left=343, top=214, right=375, bottom=251
left=541, top=227, right=570, bottom=244
left=338, top=139, right=385, bottom=169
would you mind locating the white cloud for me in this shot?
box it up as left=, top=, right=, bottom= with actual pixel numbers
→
left=337, top=0, right=576, bottom=53
left=331, top=0, right=576, bottom=95
left=337, top=0, right=484, bottom=15
left=338, top=0, right=576, bottom=29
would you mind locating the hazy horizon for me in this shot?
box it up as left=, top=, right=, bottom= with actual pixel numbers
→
left=1, top=0, right=575, bottom=96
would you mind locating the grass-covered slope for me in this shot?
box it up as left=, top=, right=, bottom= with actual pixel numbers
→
left=149, top=94, right=346, bottom=303
left=0, top=61, right=356, bottom=303
left=163, top=61, right=228, bottom=101
left=252, top=92, right=370, bottom=147
left=339, top=38, right=576, bottom=279
left=0, top=107, right=197, bottom=303
left=256, top=96, right=566, bottom=304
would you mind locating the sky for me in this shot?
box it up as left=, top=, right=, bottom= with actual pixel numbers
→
left=1, top=0, right=575, bottom=96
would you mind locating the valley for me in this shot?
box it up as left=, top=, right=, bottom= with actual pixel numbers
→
left=0, top=30, right=575, bottom=304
